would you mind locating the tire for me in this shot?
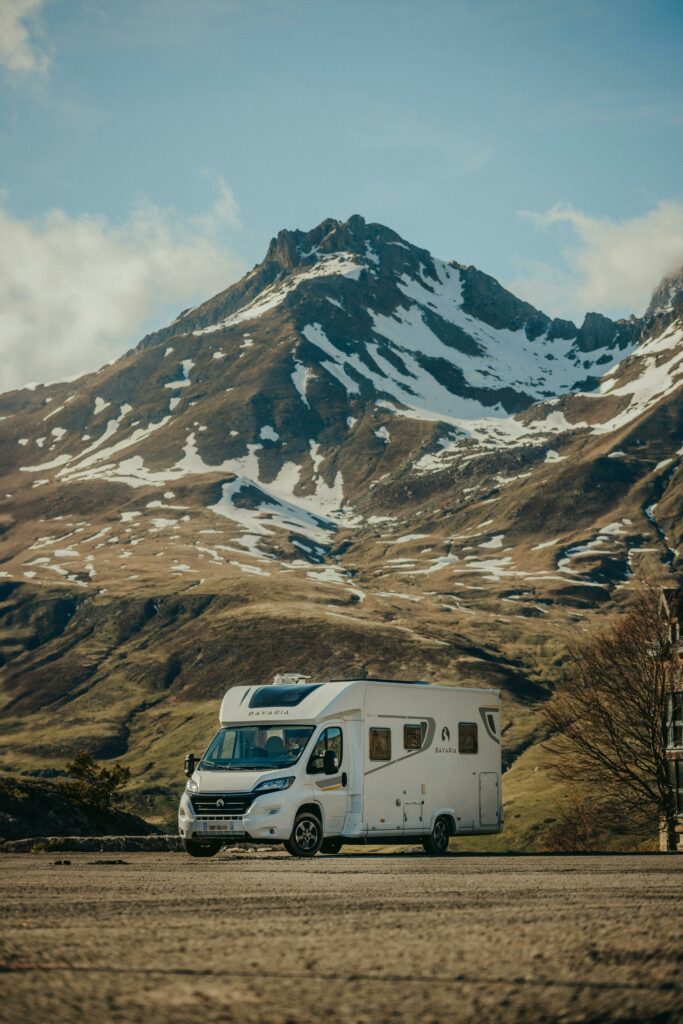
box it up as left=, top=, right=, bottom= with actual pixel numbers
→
left=320, top=838, right=343, bottom=855
left=182, top=836, right=222, bottom=858
left=284, top=811, right=323, bottom=857
left=422, top=816, right=451, bottom=855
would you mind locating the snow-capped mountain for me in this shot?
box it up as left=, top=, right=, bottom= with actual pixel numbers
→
left=0, top=214, right=681, bottom=814
left=0, top=214, right=678, bottom=584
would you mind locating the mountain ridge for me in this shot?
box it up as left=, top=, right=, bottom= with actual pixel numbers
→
left=140, top=213, right=641, bottom=366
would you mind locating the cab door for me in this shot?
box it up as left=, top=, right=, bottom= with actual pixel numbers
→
left=307, top=725, right=349, bottom=834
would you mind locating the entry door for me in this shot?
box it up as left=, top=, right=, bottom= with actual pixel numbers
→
left=307, top=725, right=349, bottom=834
left=479, top=772, right=500, bottom=827
left=363, top=720, right=403, bottom=832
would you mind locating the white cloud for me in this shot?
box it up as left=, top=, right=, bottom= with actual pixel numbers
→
left=507, top=200, right=683, bottom=322
left=0, top=0, right=50, bottom=74
left=0, top=188, right=246, bottom=393
left=195, top=176, right=241, bottom=231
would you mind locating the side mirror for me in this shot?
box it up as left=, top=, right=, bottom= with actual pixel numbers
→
left=323, top=749, right=337, bottom=775
left=184, top=752, right=196, bottom=778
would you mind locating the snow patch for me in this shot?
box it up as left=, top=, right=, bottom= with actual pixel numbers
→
left=164, top=359, right=194, bottom=389
left=479, top=535, right=504, bottom=549
left=388, top=533, right=429, bottom=545
left=209, top=476, right=333, bottom=548
left=291, top=360, right=312, bottom=408
left=193, top=254, right=362, bottom=335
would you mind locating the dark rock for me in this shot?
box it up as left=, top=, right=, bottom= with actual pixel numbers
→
left=1, top=834, right=182, bottom=853
left=0, top=776, right=161, bottom=840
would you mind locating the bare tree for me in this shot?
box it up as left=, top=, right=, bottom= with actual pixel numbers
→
left=542, top=587, right=681, bottom=851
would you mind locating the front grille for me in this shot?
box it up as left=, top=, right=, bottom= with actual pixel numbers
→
left=190, top=793, right=254, bottom=817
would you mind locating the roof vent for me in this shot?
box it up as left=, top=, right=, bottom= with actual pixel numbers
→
left=273, top=672, right=311, bottom=687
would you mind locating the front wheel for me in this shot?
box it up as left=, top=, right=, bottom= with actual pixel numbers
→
left=320, top=838, right=343, bottom=855
left=182, top=837, right=222, bottom=858
left=422, top=816, right=451, bottom=855
left=284, top=812, right=323, bottom=857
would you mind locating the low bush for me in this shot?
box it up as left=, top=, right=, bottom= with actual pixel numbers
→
left=64, top=751, right=131, bottom=811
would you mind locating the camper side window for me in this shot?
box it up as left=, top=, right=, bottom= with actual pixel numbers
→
left=404, top=724, right=422, bottom=750
left=307, top=727, right=343, bottom=774
left=458, top=722, right=478, bottom=754
left=369, top=727, right=391, bottom=761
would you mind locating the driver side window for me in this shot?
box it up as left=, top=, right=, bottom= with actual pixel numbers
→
left=307, top=726, right=343, bottom=775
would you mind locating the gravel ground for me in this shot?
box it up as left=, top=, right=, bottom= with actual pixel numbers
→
left=1, top=851, right=682, bottom=1024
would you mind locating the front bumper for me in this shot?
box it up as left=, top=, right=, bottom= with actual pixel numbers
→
left=178, top=790, right=293, bottom=841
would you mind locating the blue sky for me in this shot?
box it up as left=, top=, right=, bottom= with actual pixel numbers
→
left=1, top=0, right=683, bottom=389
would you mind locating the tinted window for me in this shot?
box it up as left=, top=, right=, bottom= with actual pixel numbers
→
left=307, top=727, right=343, bottom=774
left=459, top=722, right=478, bottom=754
left=369, top=727, right=391, bottom=761
left=249, top=684, right=320, bottom=708
left=404, top=724, right=422, bottom=750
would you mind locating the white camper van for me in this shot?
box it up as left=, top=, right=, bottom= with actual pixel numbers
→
left=178, top=675, right=503, bottom=857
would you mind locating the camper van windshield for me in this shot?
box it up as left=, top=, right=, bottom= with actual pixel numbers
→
left=199, top=725, right=315, bottom=771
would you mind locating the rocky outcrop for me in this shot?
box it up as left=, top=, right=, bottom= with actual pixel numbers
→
left=0, top=776, right=161, bottom=840
left=0, top=833, right=182, bottom=853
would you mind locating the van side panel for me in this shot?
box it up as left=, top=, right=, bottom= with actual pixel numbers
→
left=359, top=684, right=501, bottom=837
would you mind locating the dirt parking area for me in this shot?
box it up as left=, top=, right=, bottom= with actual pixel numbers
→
left=1, top=851, right=682, bottom=1024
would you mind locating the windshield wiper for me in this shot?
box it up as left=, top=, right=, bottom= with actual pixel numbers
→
left=199, top=760, right=229, bottom=771
left=222, top=763, right=285, bottom=770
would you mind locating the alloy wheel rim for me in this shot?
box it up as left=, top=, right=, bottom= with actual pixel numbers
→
left=295, top=819, right=319, bottom=850
left=435, top=821, right=448, bottom=848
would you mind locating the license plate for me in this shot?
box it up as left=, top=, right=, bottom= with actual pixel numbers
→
left=200, top=819, right=244, bottom=834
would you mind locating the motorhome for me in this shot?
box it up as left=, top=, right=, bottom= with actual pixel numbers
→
left=178, top=675, right=503, bottom=857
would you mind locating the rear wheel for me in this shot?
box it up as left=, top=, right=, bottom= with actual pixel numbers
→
left=422, top=816, right=450, bottom=855
left=182, top=837, right=222, bottom=858
left=320, top=838, right=343, bottom=855
left=284, top=812, right=323, bottom=857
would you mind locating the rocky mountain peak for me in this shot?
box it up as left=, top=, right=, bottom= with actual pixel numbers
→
left=646, top=263, right=683, bottom=319
left=263, top=214, right=415, bottom=272
left=131, top=212, right=649, bottom=426
left=140, top=215, right=444, bottom=351
left=574, top=311, right=640, bottom=354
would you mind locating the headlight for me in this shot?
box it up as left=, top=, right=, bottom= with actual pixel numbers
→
left=186, top=777, right=199, bottom=793
left=252, top=776, right=295, bottom=794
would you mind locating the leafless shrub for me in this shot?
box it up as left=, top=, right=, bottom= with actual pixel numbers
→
left=537, top=794, right=643, bottom=853
left=537, top=797, right=604, bottom=853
